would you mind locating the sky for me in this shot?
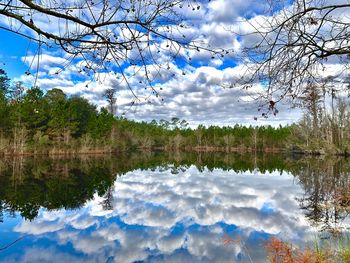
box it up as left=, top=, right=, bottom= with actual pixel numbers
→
left=0, top=0, right=308, bottom=126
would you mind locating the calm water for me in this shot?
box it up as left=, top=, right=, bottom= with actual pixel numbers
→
left=0, top=153, right=349, bottom=262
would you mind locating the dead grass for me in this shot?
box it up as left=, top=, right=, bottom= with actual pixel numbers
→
left=264, top=238, right=334, bottom=263
left=223, top=233, right=350, bottom=263
left=264, top=237, right=350, bottom=263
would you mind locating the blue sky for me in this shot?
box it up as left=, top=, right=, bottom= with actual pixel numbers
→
left=0, top=0, right=305, bottom=126
left=0, top=30, right=32, bottom=78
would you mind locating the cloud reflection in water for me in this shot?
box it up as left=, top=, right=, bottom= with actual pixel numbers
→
left=2, top=166, right=314, bottom=263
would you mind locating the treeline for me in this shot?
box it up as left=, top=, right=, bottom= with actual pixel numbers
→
left=0, top=69, right=293, bottom=155
left=0, top=74, right=116, bottom=155
left=2, top=68, right=350, bottom=155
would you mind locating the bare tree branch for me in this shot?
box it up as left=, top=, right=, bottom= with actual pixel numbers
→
left=231, top=0, right=350, bottom=113
left=0, top=0, right=227, bottom=101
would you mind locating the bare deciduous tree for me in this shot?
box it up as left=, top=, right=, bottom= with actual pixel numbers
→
left=235, top=0, right=350, bottom=111
left=104, top=88, right=117, bottom=115
left=0, top=0, right=225, bottom=98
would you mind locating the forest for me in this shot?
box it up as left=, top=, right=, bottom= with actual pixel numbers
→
left=1, top=69, right=350, bottom=156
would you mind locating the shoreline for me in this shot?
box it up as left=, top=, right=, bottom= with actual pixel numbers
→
left=1, top=146, right=349, bottom=157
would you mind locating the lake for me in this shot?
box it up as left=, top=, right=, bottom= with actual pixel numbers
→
left=0, top=153, right=349, bottom=262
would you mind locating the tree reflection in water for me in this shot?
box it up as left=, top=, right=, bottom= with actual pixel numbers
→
left=0, top=153, right=349, bottom=236
left=295, top=157, right=350, bottom=235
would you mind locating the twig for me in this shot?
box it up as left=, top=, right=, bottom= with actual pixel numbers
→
left=0, top=236, right=27, bottom=252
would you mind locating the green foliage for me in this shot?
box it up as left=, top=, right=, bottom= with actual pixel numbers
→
left=1, top=68, right=348, bottom=155
left=90, top=107, right=114, bottom=139
left=0, top=89, right=10, bottom=131
left=45, top=88, right=66, bottom=104
left=20, top=87, right=49, bottom=131
left=0, top=69, right=10, bottom=94
left=33, top=130, right=50, bottom=146
left=66, top=96, right=97, bottom=137
left=0, top=72, right=295, bottom=155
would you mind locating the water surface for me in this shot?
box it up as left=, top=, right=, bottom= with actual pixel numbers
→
left=0, top=153, right=349, bottom=262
